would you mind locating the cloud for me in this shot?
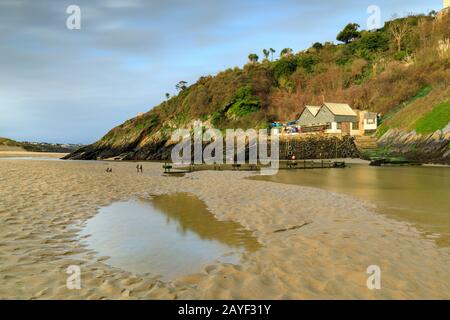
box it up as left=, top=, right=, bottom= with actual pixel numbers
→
left=0, top=0, right=442, bottom=143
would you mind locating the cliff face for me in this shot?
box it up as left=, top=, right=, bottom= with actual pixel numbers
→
left=65, top=14, right=450, bottom=162
left=378, top=127, right=450, bottom=164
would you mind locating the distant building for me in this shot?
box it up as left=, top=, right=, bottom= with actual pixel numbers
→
left=357, top=110, right=378, bottom=135
left=297, top=102, right=377, bottom=136
left=445, top=0, right=450, bottom=9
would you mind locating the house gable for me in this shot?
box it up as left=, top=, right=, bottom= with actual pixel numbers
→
left=313, top=105, right=336, bottom=125
left=297, top=107, right=318, bottom=126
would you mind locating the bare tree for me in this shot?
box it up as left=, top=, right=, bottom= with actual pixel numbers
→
left=390, top=19, right=409, bottom=52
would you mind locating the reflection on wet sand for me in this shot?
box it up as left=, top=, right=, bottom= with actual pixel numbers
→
left=80, top=193, right=260, bottom=279
left=151, top=193, right=261, bottom=252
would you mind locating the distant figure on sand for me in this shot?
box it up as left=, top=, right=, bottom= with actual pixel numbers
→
left=136, top=164, right=143, bottom=173
left=136, top=164, right=140, bottom=173
left=106, top=167, right=112, bottom=173
left=140, top=164, right=143, bottom=173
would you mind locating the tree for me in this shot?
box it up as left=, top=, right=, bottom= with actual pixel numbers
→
left=248, top=53, right=259, bottom=63
left=165, top=93, right=170, bottom=100
left=336, top=23, right=361, bottom=44
left=312, top=42, right=324, bottom=51
left=175, top=81, right=187, bottom=92
left=262, top=49, right=270, bottom=61
left=358, top=31, right=389, bottom=52
left=280, top=48, right=293, bottom=58
left=389, top=19, right=409, bottom=52
left=270, top=48, right=276, bottom=61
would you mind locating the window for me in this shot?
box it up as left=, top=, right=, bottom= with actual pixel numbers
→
left=337, top=122, right=342, bottom=130
left=367, top=119, right=375, bottom=124
left=326, top=123, right=332, bottom=130
left=353, top=122, right=359, bottom=129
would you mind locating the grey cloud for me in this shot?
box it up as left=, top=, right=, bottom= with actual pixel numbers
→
left=0, top=0, right=441, bottom=143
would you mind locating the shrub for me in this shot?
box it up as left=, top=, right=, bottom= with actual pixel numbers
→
left=226, top=86, right=261, bottom=119
left=272, top=59, right=297, bottom=80
left=296, top=55, right=318, bottom=73
left=394, top=50, right=408, bottom=61
left=211, top=111, right=225, bottom=127
left=358, top=31, right=389, bottom=52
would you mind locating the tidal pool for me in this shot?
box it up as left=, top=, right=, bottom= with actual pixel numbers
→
left=80, top=193, right=260, bottom=279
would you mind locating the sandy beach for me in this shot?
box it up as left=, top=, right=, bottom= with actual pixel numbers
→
left=0, top=151, right=67, bottom=158
left=0, top=159, right=449, bottom=299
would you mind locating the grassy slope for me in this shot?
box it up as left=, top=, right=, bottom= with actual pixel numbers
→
left=0, top=137, right=25, bottom=151
left=85, top=13, right=449, bottom=153
left=377, top=84, right=450, bottom=137
left=0, top=137, right=22, bottom=147
left=414, top=101, right=450, bottom=134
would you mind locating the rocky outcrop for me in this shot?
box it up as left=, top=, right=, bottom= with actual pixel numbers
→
left=378, top=125, right=450, bottom=164
left=63, top=139, right=172, bottom=161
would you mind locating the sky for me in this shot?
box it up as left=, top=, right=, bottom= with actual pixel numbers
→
left=0, top=0, right=444, bottom=144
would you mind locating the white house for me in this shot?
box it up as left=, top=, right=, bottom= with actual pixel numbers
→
left=357, top=110, right=378, bottom=134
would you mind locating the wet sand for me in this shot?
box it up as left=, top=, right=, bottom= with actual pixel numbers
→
left=252, top=164, right=450, bottom=247
left=0, top=160, right=449, bottom=299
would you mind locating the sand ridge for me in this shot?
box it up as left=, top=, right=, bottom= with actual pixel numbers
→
left=0, top=160, right=448, bottom=299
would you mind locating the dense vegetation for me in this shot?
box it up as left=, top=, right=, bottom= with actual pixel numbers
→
left=79, top=12, right=449, bottom=154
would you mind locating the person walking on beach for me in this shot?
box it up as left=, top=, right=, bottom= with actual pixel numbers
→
left=136, top=164, right=140, bottom=173
left=139, top=164, right=143, bottom=173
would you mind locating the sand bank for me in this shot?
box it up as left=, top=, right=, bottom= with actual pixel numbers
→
left=0, top=160, right=448, bottom=299
left=0, top=151, right=67, bottom=158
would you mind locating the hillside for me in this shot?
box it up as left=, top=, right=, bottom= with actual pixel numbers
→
left=66, top=12, right=450, bottom=162
left=0, top=137, right=84, bottom=153
left=0, top=137, right=25, bottom=152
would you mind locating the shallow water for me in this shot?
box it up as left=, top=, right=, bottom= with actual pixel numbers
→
left=252, top=165, right=450, bottom=246
left=80, top=193, right=260, bottom=279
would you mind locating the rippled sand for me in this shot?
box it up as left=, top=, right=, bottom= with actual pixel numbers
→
left=0, top=160, right=448, bottom=299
